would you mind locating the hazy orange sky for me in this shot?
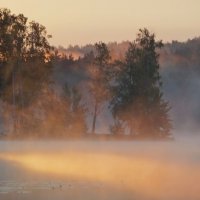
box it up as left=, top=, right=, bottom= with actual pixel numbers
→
left=1, top=0, right=200, bottom=46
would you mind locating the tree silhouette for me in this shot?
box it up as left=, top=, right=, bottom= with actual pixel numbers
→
left=111, top=29, right=172, bottom=138
left=0, top=8, right=52, bottom=135
left=88, top=42, right=111, bottom=134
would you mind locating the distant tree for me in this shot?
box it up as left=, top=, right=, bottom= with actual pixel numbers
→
left=70, top=87, right=87, bottom=135
left=88, top=42, right=111, bottom=134
left=111, top=29, right=172, bottom=138
left=20, top=84, right=87, bottom=138
left=62, top=84, right=87, bottom=136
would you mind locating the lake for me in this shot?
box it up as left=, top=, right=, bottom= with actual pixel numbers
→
left=0, top=138, right=200, bottom=200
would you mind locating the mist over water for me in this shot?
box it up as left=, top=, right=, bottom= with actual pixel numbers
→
left=0, top=136, right=200, bottom=200
left=0, top=7, right=200, bottom=200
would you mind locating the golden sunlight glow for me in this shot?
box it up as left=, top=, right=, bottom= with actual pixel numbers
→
left=1, top=0, right=200, bottom=45
left=1, top=151, right=200, bottom=199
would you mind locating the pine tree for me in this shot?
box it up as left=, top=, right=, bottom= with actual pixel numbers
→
left=111, top=29, right=172, bottom=138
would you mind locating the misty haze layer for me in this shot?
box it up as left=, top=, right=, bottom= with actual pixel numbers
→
left=0, top=138, right=200, bottom=200
left=54, top=38, right=200, bottom=135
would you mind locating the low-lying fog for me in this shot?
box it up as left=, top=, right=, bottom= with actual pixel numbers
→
left=0, top=134, right=200, bottom=200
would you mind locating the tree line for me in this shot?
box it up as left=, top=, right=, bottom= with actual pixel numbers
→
left=0, top=9, right=172, bottom=139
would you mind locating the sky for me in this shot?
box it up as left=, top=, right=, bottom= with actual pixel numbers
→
left=0, top=0, right=200, bottom=47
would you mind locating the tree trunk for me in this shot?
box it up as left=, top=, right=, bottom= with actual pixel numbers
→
left=91, top=101, right=98, bottom=134
left=12, top=68, right=16, bottom=134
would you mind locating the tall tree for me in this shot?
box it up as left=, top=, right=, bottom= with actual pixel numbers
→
left=88, top=42, right=110, bottom=134
left=0, top=9, right=52, bottom=135
left=111, top=29, right=172, bottom=138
